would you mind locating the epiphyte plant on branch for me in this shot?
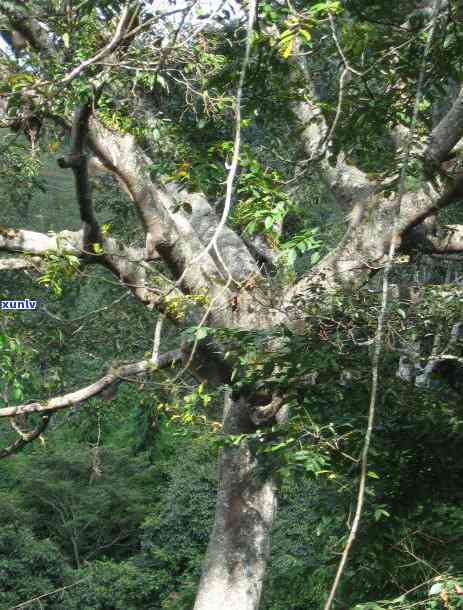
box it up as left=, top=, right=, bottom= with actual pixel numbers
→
left=1, top=0, right=463, bottom=608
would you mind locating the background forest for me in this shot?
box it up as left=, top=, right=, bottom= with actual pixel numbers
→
left=1, top=1, right=463, bottom=609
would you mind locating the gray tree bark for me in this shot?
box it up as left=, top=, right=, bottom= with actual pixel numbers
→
left=194, top=393, right=277, bottom=610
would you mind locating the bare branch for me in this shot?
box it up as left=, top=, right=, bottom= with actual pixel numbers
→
left=0, top=226, right=158, bottom=303
left=399, top=172, right=463, bottom=233
left=291, top=48, right=376, bottom=210
left=0, top=416, right=50, bottom=459
left=0, top=227, right=82, bottom=256
left=0, top=350, right=182, bottom=420
left=58, top=94, right=102, bottom=254
left=328, top=13, right=362, bottom=76
left=250, top=394, right=287, bottom=425
left=0, top=256, right=41, bottom=271
left=3, top=578, right=89, bottom=609
left=151, top=314, right=165, bottom=365
left=429, top=353, right=463, bottom=365
left=57, top=2, right=138, bottom=87
left=424, top=83, right=463, bottom=170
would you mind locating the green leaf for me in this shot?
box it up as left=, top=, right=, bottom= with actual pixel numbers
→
left=11, top=385, right=23, bottom=401
left=299, top=28, right=312, bottom=42
left=374, top=507, right=390, bottom=521
left=279, top=31, right=295, bottom=59
left=245, top=221, right=257, bottom=234
left=264, top=216, right=274, bottom=230
left=195, top=326, right=209, bottom=340
left=293, top=450, right=310, bottom=461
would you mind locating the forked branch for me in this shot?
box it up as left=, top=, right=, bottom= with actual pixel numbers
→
left=58, top=95, right=102, bottom=255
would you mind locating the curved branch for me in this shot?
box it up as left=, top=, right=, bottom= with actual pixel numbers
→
left=87, top=120, right=266, bottom=330
left=398, top=172, right=463, bottom=233
left=0, top=350, right=182, bottom=419
left=283, top=181, right=463, bottom=308
left=57, top=2, right=139, bottom=88
left=0, top=416, right=50, bottom=459
left=250, top=393, right=288, bottom=425
left=290, top=44, right=377, bottom=211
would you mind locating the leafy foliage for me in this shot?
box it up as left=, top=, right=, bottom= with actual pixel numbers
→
left=2, top=1, right=463, bottom=609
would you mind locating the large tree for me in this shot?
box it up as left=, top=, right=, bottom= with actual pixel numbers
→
left=1, top=1, right=463, bottom=608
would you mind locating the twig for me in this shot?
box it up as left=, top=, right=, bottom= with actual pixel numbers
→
left=151, top=313, right=165, bottom=364
left=7, top=578, right=89, bottom=610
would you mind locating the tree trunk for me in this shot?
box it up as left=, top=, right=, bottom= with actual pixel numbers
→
left=194, top=392, right=277, bottom=610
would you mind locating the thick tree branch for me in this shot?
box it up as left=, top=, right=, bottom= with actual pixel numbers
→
left=405, top=222, right=463, bottom=253
left=89, top=121, right=260, bottom=284
left=291, top=46, right=377, bottom=211
left=398, top=172, right=463, bottom=233
left=0, top=226, right=145, bottom=268
left=250, top=394, right=288, bottom=425
left=58, top=96, right=101, bottom=254
left=88, top=123, right=233, bottom=310
left=0, top=350, right=182, bottom=419
left=424, top=83, right=463, bottom=171
left=0, top=226, right=158, bottom=303
left=0, top=227, right=82, bottom=256
left=0, top=256, right=42, bottom=271
left=87, top=121, right=271, bottom=329
left=282, top=187, right=462, bottom=311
